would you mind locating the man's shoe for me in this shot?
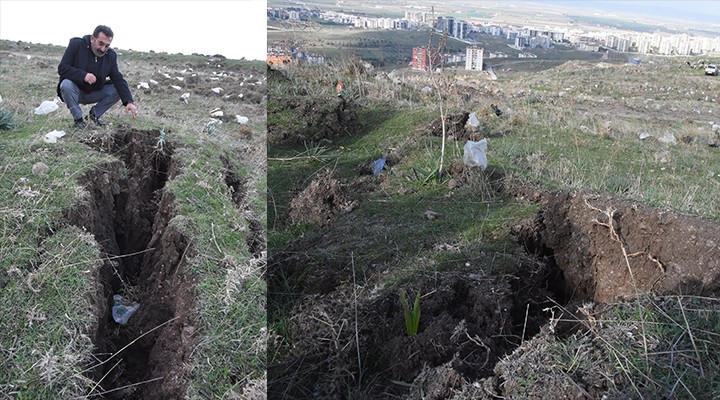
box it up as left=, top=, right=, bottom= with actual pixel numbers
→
left=73, top=118, right=86, bottom=128
left=88, top=107, right=106, bottom=126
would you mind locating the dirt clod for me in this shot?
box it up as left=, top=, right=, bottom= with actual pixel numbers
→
left=289, top=171, right=359, bottom=226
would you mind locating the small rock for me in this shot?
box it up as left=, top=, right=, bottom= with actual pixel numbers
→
left=31, top=162, right=49, bottom=176
left=448, top=178, right=459, bottom=189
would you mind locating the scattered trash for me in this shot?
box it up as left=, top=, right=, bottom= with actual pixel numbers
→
left=336, top=80, right=343, bottom=97
left=659, top=132, right=677, bottom=145
left=176, top=76, right=184, bottom=81
left=137, top=82, right=150, bottom=89
left=26, top=55, right=32, bottom=60
left=31, top=162, right=49, bottom=176
left=639, top=132, right=652, bottom=140
left=0, top=94, right=3, bottom=103
left=235, top=115, right=249, bottom=124
left=181, top=92, right=190, bottom=104
left=205, top=118, right=222, bottom=134
left=490, top=104, right=503, bottom=116
left=210, top=108, right=223, bottom=117
left=112, top=294, right=140, bottom=325
left=421, top=86, right=433, bottom=93
left=171, top=85, right=182, bottom=90
left=463, top=139, right=488, bottom=169
left=424, top=210, right=440, bottom=220
left=211, top=87, right=223, bottom=94
left=34, top=99, right=59, bottom=115
left=43, top=130, right=66, bottom=143
left=373, top=157, right=386, bottom=176
left=149, top=79, right=159, bottom=85
left=467, top=112, right=480, bottom=128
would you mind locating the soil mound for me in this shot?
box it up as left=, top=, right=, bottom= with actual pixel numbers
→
left=289, top=171, right=359, bottom=226
left=268, top=96, right=356, bottom=144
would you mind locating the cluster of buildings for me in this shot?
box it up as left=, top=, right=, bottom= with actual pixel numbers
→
left=268, top=6, right=720, bottom=57
left=409, top=45, right=483, bottom=72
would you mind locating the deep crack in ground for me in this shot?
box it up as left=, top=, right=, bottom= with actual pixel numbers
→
left=67, top=129, right=194, bottom=399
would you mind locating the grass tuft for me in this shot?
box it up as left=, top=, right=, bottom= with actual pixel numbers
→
left=400, top=289, right=421, bottom=336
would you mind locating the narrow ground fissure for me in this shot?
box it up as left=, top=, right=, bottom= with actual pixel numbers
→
left=69, top=129, right=193, bottom=399
left=222, top=156, right=266, bottom=259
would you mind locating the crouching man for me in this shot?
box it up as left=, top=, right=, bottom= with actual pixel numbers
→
left=57, top=25, right=137, bottom=128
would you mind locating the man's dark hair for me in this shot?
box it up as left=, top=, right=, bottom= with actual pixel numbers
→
left=93, top=25, right=114, bottom=39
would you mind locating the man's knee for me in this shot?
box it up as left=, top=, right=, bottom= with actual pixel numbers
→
left=59, top=79, right=79, bottom=97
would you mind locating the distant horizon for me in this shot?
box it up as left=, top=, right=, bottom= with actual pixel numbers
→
left=521, top=0, right=720, bottom=27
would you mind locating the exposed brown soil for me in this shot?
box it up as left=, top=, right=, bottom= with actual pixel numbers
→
left=66, top=128, right=196, bottom=399
left=523, top=190, right=720, bottom=303
left=270, top=159, right=720, bottom=399
left=288, top=170, right=359, bottom=226
left=268, top=95, right=356, bottom=144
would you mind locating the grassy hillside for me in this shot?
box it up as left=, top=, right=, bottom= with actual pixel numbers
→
left=267, top=46, right=720, bottom=399
left=0, top=39, right=266, bottom=399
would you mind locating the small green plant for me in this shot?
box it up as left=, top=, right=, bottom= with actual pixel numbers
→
left=400, top=288, right=421, bottom=336
left=0, top=109, right=15, bottom=130
left=156, top=128, right=166, bottom=153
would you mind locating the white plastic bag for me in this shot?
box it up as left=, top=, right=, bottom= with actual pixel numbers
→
left=467, top=112, right=480, bottom=128
left=463, top=139, right=488, bottom=169
left=112, top=294, right=140, bottom=325
left=43, top=130, right=66, bottom=143
left=34, top=99, right=59, bottom=115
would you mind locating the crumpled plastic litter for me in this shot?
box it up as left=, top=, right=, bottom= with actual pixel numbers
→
left=373, top=157, right=386, bottom=176
left=463, top=139, right=488, bottom=169
left=112, top=294, right=140, bottom=325
left=467, top=112, right=480, bottom=128
left=43, top=130, right=66, bottom=143
left=34, top=99, right=60, bottom=115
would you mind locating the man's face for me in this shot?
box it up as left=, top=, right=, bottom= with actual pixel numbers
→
left=91, top=32, right=112, bottom=58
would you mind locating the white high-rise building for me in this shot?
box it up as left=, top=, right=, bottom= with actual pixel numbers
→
left=465, top=46, right=484, bottom=71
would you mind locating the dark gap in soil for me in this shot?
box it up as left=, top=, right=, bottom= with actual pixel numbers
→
left=221, top=155, right=266, bottom=259
left=99, top=130, right=173, bottom=399
left=68, top=129, right=193, bottom=399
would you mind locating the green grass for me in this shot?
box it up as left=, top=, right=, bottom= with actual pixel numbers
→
left=400, top=289, right=421, bottom=336
left=1, top=40, right=266, bottom=398
left=268, top=43, right=720, bottom=396
left=0, top=226, right=101, bottom=399
left=551, top=296, right=720, bottom=398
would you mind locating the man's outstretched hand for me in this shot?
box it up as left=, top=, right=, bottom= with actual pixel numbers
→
left=125, top=102, right=138, bottom=118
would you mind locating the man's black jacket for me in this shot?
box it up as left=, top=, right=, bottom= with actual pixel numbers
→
left=56, top=35, right=134, bottom=106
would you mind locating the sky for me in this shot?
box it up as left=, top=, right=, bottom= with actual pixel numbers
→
left=0, top=0, right=267, bottom=60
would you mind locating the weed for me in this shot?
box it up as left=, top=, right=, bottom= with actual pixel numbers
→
left=400, top=288, right=421, bottom=336
left=0, top=108, right=15, bottom=130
